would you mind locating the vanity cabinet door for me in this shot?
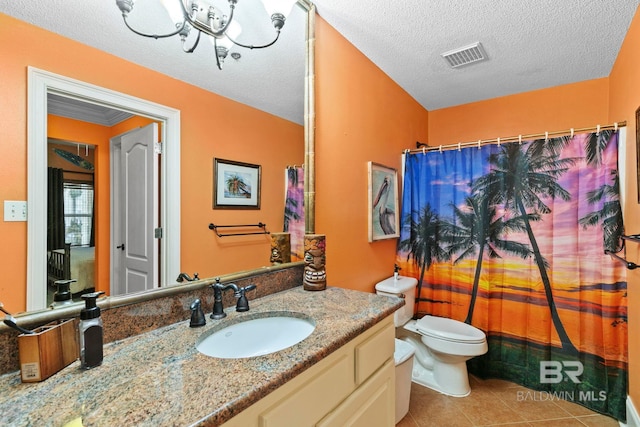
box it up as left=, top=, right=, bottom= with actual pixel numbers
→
left=317, top=359, right=395, bottom=427
left=354, top=321, right=394, bottom=385
left=258, top=352, right=354, bottom=426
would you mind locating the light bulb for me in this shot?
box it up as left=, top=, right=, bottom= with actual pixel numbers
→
left=261, top=0, right=297, bottom=18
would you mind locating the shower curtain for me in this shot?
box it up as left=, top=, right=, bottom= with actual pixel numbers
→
left=396, top=131, right=628, bottom=420
left=284, top=166, right=305, bottom=261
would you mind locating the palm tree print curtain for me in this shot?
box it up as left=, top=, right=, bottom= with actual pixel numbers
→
left=396, top=131, right=627, bottom=421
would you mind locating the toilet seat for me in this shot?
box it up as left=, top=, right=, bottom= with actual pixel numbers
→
left=415, top=315, right=486, bottom=344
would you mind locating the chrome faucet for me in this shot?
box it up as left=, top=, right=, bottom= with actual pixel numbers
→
left=210, top=278, right=258, bottom=319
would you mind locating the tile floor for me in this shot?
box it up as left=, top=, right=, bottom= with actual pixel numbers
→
left=396, top=375, right=621, bottom=427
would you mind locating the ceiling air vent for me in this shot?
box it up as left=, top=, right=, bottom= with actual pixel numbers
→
left=441, top=42, right=487, bottom=68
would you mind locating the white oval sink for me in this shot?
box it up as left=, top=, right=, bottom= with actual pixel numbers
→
left=196, top=313, right=315, bottom=359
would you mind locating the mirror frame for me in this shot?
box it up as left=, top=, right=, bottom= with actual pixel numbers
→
left=303, top=0, right=316, bottom=234
left=17, top=0, right=316, bottom=320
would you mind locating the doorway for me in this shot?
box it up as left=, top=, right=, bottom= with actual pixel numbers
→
left=27, top=67, right=181, bottom=311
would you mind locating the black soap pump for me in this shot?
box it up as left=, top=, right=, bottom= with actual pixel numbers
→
left=79, top=291, right=105, bottom=369
left=51, top=279, right=76, bottom=307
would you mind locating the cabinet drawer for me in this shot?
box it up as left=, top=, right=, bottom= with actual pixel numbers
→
left=354, top=321, right=394, bottom=384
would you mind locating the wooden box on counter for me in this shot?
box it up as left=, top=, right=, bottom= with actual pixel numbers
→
left=18, top=318, right=78, bottom=382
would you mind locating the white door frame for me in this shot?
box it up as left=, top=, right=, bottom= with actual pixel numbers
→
left=27, top=67, right=181, bottom=311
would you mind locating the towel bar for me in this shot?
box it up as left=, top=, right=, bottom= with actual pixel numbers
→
left=208, top=222, right=270, bottom=237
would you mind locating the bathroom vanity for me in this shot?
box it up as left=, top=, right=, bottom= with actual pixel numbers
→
left=221, top=310, right=395, bottom=426
left=0, top=286, right=402, bottom=426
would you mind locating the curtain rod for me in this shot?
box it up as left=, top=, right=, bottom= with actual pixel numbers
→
left=406, top=121, right=626, bottom=154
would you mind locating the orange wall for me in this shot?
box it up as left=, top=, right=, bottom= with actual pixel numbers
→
left=429, top=78, right=610, bottom=145
left=314, top=16, right=429, bottom=292
left=0, top=13, right=303, bottom=313
left=609, top=5, right=640, bottom=414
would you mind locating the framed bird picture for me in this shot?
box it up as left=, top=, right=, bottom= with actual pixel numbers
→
left=368, top=162, right=400, bottom=242
left=213, top=158, right=261, bottom=209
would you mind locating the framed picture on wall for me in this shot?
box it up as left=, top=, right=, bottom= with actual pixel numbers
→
left=213, top=158, right=261, bottom=209
left=368, top=162, right=400, bottom=242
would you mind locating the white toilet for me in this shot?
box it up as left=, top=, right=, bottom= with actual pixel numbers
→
left=375, top=276, right=488, bottom=397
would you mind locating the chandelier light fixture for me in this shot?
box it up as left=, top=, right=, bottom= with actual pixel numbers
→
left=115, top=0, right=298, bottom=70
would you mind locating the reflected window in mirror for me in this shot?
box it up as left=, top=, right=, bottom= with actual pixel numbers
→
left=62, top=181, right=94, bottom=247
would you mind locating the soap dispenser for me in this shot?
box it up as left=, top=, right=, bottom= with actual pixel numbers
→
left=51, top=279, right=76, bottom=307
left=79, top=291, right=105, bottom=369
left=394, top=264, right=401, bottom=281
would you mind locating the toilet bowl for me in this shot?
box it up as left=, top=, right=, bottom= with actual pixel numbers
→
left=375, top=276, right=488, bottom=397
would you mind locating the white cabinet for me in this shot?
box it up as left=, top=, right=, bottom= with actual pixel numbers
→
left=317, top=359, right=394, bottom=427
left=221, top=316, right=395, bottom=427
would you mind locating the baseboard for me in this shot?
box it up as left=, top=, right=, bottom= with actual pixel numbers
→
left=626, top=395, right=640, bottom=427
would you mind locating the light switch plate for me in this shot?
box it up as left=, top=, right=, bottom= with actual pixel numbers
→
left=4, top=200, right=28, bottom=221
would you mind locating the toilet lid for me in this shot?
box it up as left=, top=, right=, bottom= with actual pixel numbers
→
left=415, top=315, right=486, bottom=344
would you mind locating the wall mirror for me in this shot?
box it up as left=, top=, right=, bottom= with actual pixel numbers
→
left=12, top=0, right=316, bottom=317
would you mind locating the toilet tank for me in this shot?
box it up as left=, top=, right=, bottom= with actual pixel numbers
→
left=375, top=276, right=418, bottom=327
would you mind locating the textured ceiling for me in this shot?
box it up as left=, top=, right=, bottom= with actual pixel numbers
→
left=313, top=0, right=640, bottom=110
left=1, top=0, right=639, bottom=122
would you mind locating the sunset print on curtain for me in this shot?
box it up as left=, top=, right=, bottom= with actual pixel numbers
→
left=396, top=131, right=628, bottom=420
left=284, top=167, right=305, bottom=261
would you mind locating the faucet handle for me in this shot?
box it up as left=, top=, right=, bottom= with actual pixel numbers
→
left=189, top=299, right=206, bottom=327
left=235, top=284, right=257, bottom=312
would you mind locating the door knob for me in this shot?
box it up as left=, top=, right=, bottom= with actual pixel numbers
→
left=116, top=244, right=125, bottom=251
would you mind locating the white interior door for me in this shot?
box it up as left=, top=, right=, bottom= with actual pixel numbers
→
left=113, top=123, right=159, bottom=294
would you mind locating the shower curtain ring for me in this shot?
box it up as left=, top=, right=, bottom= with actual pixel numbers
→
left=422, top=146, right=426, bottom=155
left=498, top=137, right=501, bottom=147
left=477, top=140, right=481, bottom=149
left=457, top=142, right=461, bottom=151
left=570, top=128, right=574, bottom=138
left=596, top=124, right=601, bottom=136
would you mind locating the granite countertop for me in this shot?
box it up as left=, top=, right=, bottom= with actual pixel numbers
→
left=0, top=286, right=403, bottom=427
